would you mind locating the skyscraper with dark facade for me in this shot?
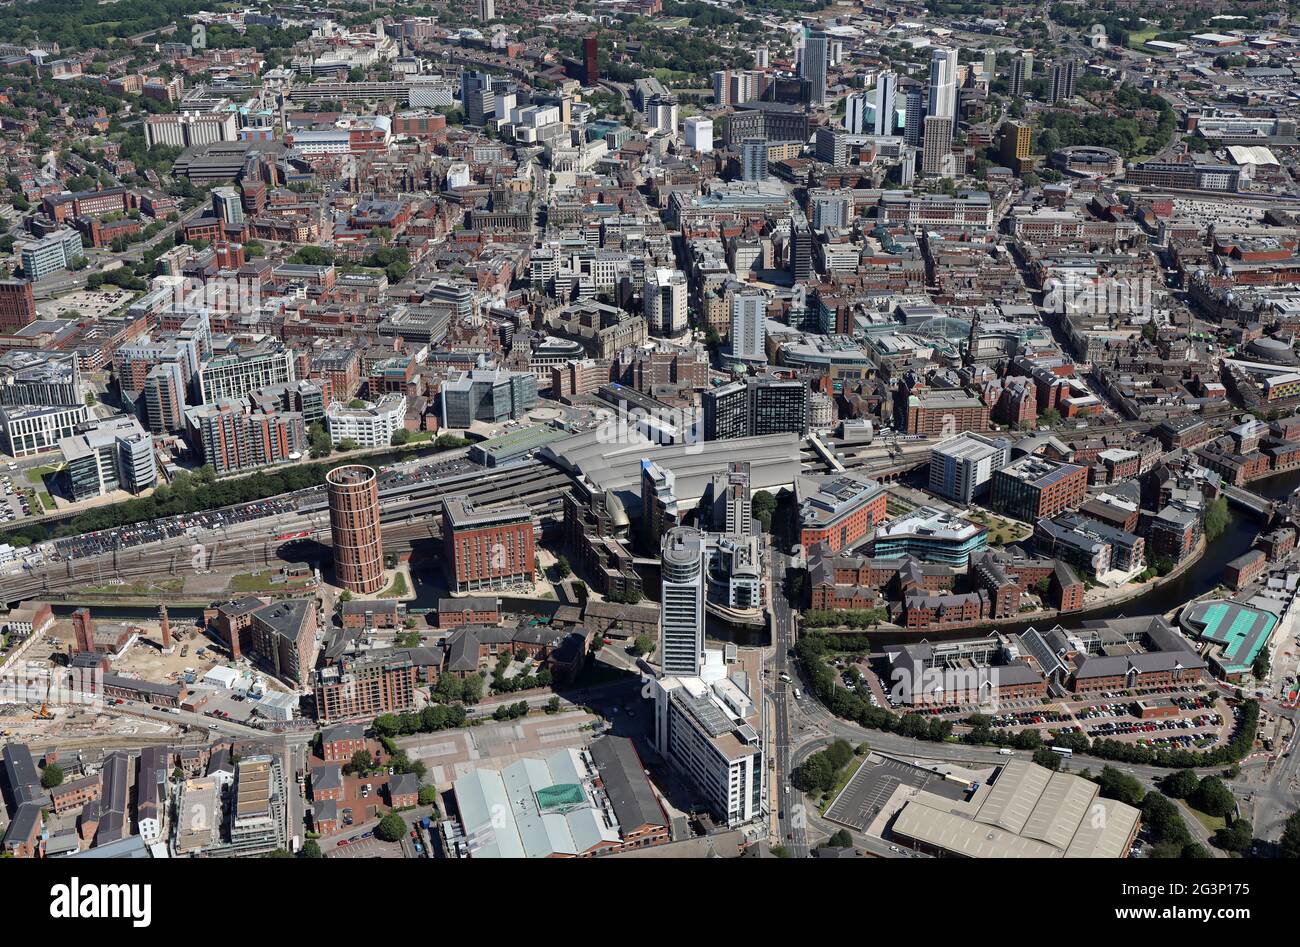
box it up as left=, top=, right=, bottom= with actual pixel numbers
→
left=584, top=35, right=599, bottom=86
left=702, top=375, right=809, bottom=441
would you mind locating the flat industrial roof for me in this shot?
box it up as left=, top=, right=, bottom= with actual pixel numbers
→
left=541, top=428, right=801, bottom=509
left=1181, top=600, right=1276, bottom=675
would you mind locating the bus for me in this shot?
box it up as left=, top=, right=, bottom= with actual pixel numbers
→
left=1050, top=746, right=1073, bottom=758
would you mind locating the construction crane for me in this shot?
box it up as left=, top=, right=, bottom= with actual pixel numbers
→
left=32, top=702, right=51, bottom=720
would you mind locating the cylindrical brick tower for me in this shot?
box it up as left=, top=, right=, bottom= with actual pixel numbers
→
left=326, top=464, right=385, bottom=595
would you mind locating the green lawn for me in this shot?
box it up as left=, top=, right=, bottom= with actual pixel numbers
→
left=1126, top=28, right=1160, bottom=52
left=1186, top=806, right=1227, bottom=834
left=230, top=570, right=314, bottom=592
left=25, top=465, right=59, bottom=484
left=381, top=571, right=409, bottom=598
left=230, top=571, right=276, bottom=592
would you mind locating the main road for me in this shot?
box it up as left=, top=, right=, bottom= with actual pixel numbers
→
left=768, top=549, right=811, bottom=857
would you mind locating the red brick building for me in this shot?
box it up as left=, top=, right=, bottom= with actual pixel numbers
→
left=902, top=590, right=991, bottom=630
left=321, top=723, right=368, bottom=763
left=436, top=596, right=501, bottom=628
left=444, top=495, right=536, bottom=592
left=798, top=473, right=889, bottom=554
left=0, top=279, right=37, bottom=332
left=1225, top=549, right=1268, bottom=591
left=49, top=775, right=101, bottom=814
left=990, top=456, right=1088, bottom=522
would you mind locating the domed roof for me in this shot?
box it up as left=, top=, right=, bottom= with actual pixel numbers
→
left=1245, top=335, right=1299, bottom=366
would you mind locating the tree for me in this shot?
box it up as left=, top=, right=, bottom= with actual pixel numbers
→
left=632, top=634, right=655, bottom=657
left=796, top=754, right=834, bottom=793
left=545, top=695, right=561, bottom=714
left=1032, top=746, right=1061, bottom=770
left=1191, top=776, right=1236, bottom=819
left=827, top=829, right=854, bottom=849
left=298, top=839, right=323, bottom=858
left=375, top=812, right=407, bottom=842
left=347, top=749, right=373, bottom=775
left=555, top=555, right=572, bottom=579
left=418, top=785, right=439, bottom=807
left=40, top=763, right=63, bottom=789
left=752, top=490, right=777, bottom=532
left=1280, top=811, right=1300, bottom=857
left=1203, top=496, right=1229, bottom=543
left=1162, top=769, right=1199, bottom=800
left=391, top=428, right=413, bottom=446
left=1253, top=648, right=1270, bottom=681
left=1213, top=817, right=1253, bottom=855
left=308, top=421, right=332, bottom=459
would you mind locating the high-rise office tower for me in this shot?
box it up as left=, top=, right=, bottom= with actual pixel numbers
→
left=801, top=28, right=829, bottom=106
left=461, top=70, right=494, bottom=126
left=645, top=268, right=688, bottom=337
left=730, top=291, right=766, bottom=361
left=583, top=34, right=599, bottom=86
left=740, top=137, right=768, bottom=181
left=211, top=186, right=244, bottom=227
left=983, top=49, right=996, bottom=84
left=1009, top=50, right=1032, bottom=98
left=684, top=115, right=713, bottom=153
left=927, top=46, right=958, bottom=120
left=710, top=461, right=753, bottom=536
left=647, top=93, right=678, bottom=135
left=478, top=0, right=494, bottom=21
left=1049, top=58, right=1078, bottom=104
left=701, top=375, right=809, bottom=441
left=922, top=114, right=955, bottom=177
left=641, top=460, right=679, bottom=553
left=999, top=119, right=1031, bottom=168
left=845, top=92, right=870, bottom=134
left=903, top=83, right=925, bottom=146
left=809, top=187, right=853, bottom=230
left=327, top=464, right=385, bottom=595
left=789, top=211, right=813, bottom=281
left=874, top=70, right=897, bottom=135
left=659, top=526, right=705, bottom=677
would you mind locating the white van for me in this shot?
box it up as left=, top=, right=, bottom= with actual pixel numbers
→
left=793, top=689, right=802, bottom=700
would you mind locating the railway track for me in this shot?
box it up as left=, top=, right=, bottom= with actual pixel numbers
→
left=6, top=462, right=574, bottom=605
